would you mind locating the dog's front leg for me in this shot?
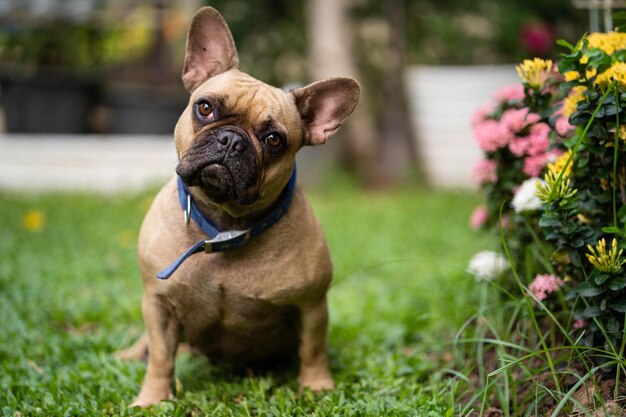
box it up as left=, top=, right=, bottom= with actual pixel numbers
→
left=297, top=297, right=335, bottom=392
left=132, top=294, right=180, bottom=407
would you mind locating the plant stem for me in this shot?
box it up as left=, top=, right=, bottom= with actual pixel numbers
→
left=548, top=80, right=616, bottom=204
left=613, top=86, right=620, bottom=230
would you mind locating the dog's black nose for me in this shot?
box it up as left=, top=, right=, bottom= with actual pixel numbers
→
left=217, top=130, right=247, bottom=155
left=231, top=136, right=246, bottom=152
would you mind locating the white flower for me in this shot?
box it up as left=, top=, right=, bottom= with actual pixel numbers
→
left=511, top=178, right=545, bottom=213
left=468, top=250, right=509, bottom=281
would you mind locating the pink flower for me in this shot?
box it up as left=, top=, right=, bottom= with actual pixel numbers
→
left=471, top=159, right=498, bottom=184
left=493, top=85, right=525, bottom=103
left=555, top=115, right=575, bottom=137
left=573, top=319, right=587, bottom=329
left=521, top=21, right=556, bottom=55
left=501, top=108, right=541, bottom=134
left=509, top=122, right=550, bottom=157
left=473, top=120, right=510, bottom=152
left=528, top=274, right=564, bottom=301
left=509, top=136, right=530, bottom=156
left=469, top=205, right=489, bottom=230
left=523, top=154, right=548, bottom=177
left=470, top=103, right=496, bottom=126
left=526, top=123, right=551, bottom=155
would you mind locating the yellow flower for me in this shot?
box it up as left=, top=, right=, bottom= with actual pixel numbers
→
left=22, top=209, right=46, bottom=232
left=562, top=86, right=587, bottom=118
left=547, top=150, right=573, bottom=177
left=586, top=31, right=626, bottom=55
left=619, top=125, right=626, bottom=142
left=516, top=58, right=553, bottom=90
left=563, top=71, right=580, bottom=82
left=594, top=61, right=626, bottom=89
left=536, top=170, right=577, bottom=202
left=586, top=238, right=625, bottom=273
left=572, top=32, right=626, bottom=82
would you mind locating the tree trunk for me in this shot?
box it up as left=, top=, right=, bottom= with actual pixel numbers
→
left=377, top=0, right=418, bottom=184
left=307, top=0, right=377, bottom=184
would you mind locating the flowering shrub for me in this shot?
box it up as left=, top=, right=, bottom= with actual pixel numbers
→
left=470, top=32, right=626, bottom=351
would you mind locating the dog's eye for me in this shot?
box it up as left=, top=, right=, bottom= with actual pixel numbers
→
left=195, top=100, right=215, bottom=122
left=264, top=132, right=284, bottom=148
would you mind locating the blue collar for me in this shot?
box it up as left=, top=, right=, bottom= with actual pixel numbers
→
left=156, top=167, right=297, bottom=279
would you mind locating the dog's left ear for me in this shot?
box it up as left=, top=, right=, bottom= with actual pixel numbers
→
left=291, top=78, right=360, bottom=146
left=182, top=7, right=239, bottom=92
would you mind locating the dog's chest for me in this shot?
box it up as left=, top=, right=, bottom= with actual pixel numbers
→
left=161, top=252, right=303, bottom=360
left=169, top=255, right=296, bottom=318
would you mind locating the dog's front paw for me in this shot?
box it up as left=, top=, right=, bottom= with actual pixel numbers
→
left=298, top=375, right=335, bottom=392
left=130, top=378, right=174, bottom=408
left=130, top=390, right=174, bottom=408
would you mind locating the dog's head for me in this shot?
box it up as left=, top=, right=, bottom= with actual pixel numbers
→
left=175, top=7, right=360, bottom=217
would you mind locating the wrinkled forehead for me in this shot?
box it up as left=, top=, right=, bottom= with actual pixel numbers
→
left=191, top=70, right=300, bottom=125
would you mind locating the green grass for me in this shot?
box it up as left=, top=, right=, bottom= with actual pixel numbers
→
left=0, top=180, right=494, bottom=416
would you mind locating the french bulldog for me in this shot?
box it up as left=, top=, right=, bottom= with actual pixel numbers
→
left=117, top=6, right=360, bottom=407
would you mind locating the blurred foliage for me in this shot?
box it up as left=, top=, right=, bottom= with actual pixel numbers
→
left=0, top=0, right=591, bottom=78
left=403, top=0, right=587, bottom=65
left=0, top=4, right=157, bottom=74
left=203, top=0, right=307, bottom=87
left=0, top=20, right=108, bottom=72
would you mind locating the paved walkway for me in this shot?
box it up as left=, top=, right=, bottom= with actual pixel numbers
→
left=0, top=135, right=177, bottom=193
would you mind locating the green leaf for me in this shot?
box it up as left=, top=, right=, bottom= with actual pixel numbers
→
left=570, top=111, right=591, bottom=125
left=594, top=272, right=611, bottom=285
left=582, top=305, right=606, bottom=318
left=602, top=226, right=623, bottom=234
left=608, top=276, right=626, bottom=291
left=570, top=250, right=582, bottom=267
left=557, top=38, right=576, bottom=51
left=595, top=106, right=606, bottom=119
left=615, top=49, right=626, bottom=61
left=604, top=105, right=619, bottom=117
left=576, top=280, right=605, bottom=297
left=610, top=299, right=626, bottom=313
left=539, top=213, right=561, bottom=228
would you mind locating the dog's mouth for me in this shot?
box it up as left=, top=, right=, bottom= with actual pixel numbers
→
left=176, top=129, right=260, bottom=205
left=196, top=163, right=236, bottom=202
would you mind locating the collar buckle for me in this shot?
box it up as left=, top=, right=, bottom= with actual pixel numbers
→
left=204, top=229, right=251, bottom=253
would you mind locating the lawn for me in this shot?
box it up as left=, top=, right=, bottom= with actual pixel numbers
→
left=0, top=178, right=494, bottom=416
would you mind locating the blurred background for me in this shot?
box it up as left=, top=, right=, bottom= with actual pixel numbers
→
left=0, top=0, right=590, bottom=190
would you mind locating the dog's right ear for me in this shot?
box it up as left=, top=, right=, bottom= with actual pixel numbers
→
left=182, top=7, right=239, bottom=92
left=291, top=78, right=361, bottom=146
